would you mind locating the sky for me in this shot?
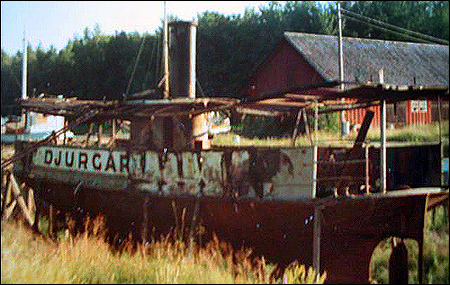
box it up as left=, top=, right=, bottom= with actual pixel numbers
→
left=1, top=1, right=274, bottom=56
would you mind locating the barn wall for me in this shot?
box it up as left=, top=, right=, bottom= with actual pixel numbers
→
left=241, top=38, right=443, bottom=128
left=345, top=99, right=437, bottom=128
left=242, top=40, right=326, bottom=98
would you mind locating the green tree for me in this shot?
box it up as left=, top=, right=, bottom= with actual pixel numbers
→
left=339, top=1, right=449, bottom=43
left=1, top=50, right=22, bottom=115
left=1, top=1, right=448, bottom=117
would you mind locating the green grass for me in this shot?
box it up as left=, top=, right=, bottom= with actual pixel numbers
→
left=212, top=121, right=449, bottom=152
left=370, top=204, right=449, bottom=284
left=1, top=217, right=325, bottom=284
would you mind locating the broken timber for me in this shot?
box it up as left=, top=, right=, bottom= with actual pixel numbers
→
left=2, top=81, right=448, bottom=284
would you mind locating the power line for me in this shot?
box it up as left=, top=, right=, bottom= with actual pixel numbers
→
left=341, top=8, right=449, bottom=45
left=342, top=13, right=435, bottom=44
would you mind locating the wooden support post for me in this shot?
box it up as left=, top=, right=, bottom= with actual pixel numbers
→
left=365, top=144, right=370, bottom=194
left=107, top=119, right=117, bottom=147
left=418, top=194, right=429, bottom=284
left=189, top=196, right=201, bottom=255
left=112, top=119, right=116, bottom=141
left=313, top=206, right=324, bottom=281
left=49, top=203, right=55, bottom=238
left=379, top=69, right=387, bottom=193
left=303, top=109, right=313, bottom=146
left=85, top=123, right=94, bottom=147
left=381, top=99, right=387, bottom=193
left=63, top=117, right=67, bottom=145
left=171, top=200, right=179, bottom=238
left=438, top=95, right=443, bottom=186
left=142, top=195, right=149, bottom=244
left=291, top=109, right=303, bottom=147
left=337, top=3, right=345, bottom=138
left=10, top=172, right=34, bottom=225
left=27, top=187, right=36, bottom=220
left=97, top=123, right=102, bottom=145
left=2, top=173, right=16, bottom=220
left=1, top=172, right=11, bottom=216
left=313, top=97, right=318, bottom=198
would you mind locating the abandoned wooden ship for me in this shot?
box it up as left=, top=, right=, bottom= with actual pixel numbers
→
left=2, top=20, right=449, bottom=284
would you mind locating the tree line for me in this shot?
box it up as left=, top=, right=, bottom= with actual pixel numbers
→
left=2, top=1, right=448, bottom=116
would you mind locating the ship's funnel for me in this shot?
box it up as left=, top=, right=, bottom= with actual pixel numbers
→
left=168, top=21, right=197, bottom=98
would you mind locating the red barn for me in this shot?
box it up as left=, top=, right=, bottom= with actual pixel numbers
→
left=241, top=32, right=449, bottom=127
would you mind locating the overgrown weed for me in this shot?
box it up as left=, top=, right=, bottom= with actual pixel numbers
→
left=1, top=215, right=325, bottom=284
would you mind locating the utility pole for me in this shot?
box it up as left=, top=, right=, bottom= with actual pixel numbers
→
left=163, top=1, right=169, bottom=99
left=337, top=3, right=346, bottom=137
left=379, top=69, right=387, bottom=193
left=22, top=29, right=29, bottom=129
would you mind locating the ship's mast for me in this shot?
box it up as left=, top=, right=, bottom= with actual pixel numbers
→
left=163, top=1, right=169, bottom=99
left=22, top=29, right=28, bottom=129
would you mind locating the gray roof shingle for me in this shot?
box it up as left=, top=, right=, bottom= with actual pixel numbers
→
left=284, top=32, right=449, bottom=86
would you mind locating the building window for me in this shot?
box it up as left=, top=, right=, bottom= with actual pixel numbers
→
left=411, top=100, right=427, bottom=113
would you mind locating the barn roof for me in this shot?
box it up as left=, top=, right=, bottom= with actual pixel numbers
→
left=284, top=32, right=449, bottom=86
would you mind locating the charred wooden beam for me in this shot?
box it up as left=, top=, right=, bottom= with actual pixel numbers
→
left=334, top=110, right=374, bottom=196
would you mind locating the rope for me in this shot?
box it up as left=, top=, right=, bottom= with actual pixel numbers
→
left=125, top=35, right=147, bottom=97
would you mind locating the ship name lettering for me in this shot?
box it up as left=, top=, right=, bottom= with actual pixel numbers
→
left=54, top=150, right=62, bottom=166
left=44, top=150, right=53, bottom=164
left=65, top=150, right=74, bottom=167
left=105, top=152, right=116, bottom=172
left=92, top=153, right=102, bottom=170
left=79, top=152, right=88, bottom=169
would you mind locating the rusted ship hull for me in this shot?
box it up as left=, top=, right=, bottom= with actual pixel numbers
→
left=18, top=173, right=446, bottom=284
left=9, top=142, right=445, bottom=283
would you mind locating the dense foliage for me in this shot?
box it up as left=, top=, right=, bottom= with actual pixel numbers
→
left=2, top=1, right=449, bottom=116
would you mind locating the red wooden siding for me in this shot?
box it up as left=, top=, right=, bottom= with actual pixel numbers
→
left=241, top=38, right=436, bottom=127
left=345, top=100, right=432, bottom=127
left=344, top=104, right=381, bottom=127
left=242, top=40, right=327, bottom=98
left=405, top=99, right=432, bottom=126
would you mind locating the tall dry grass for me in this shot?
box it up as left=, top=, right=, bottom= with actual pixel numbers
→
left=1, top=216, right=326, bottom=284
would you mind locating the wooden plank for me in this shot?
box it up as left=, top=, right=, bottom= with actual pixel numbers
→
left=291, top=109, right=303, bottom=147
left=1, top=171, right=12, bottom=217
left=3, top=200, right=17, bottom=220
left=303, top=109, right=313, bottom=146
left=10, top=173, right=34, bottom=225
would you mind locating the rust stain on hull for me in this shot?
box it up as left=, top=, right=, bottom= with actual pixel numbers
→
left=23, top=176, right=446, bottom=284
